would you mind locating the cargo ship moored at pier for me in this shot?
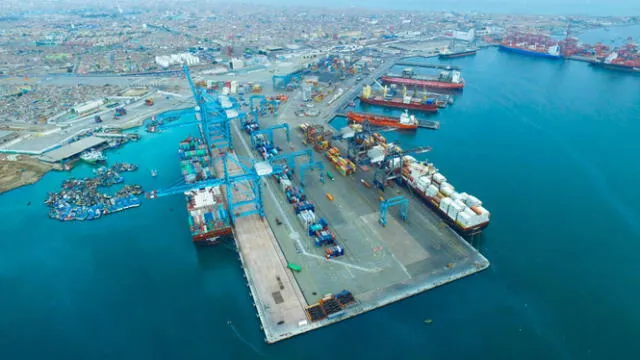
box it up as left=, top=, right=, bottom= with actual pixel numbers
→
left=146, top=137, right=234, bottom=246
left=589, top=50, right=640, bottom=72
left=381, top=72, right=464, bottom=90
left=360, top=85, right=439, bottom=112
left=499, top=32, right=562, bottom=59
left=400, top=157, right=490, bottom=236
left=347, top=111, right=420, bottom=130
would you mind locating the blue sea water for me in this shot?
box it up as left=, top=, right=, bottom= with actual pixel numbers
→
left=2, top=46, right=640, bottom=359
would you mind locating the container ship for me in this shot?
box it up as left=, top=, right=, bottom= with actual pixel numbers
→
left=400, top=157, right=490, bottom=236
left=178, top=137, right=233, bottom=246
left=360, top=85, right=439, bottom=112
left=381, top=68, right=464, bottom=90
left=346, top=110, right=420, bottom=130
left=589, top=42, right=640, bottom=72
left=499, top=32, right=562, bottom=59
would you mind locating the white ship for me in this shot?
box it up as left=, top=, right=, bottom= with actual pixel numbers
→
left=80, top=149, right=106, bottom=164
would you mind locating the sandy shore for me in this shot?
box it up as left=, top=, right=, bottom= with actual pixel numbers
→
left=0, top=155, right=53, bottom=194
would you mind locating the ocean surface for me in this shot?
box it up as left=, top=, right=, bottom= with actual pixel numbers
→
left=2, top=45, right=640, bottom=359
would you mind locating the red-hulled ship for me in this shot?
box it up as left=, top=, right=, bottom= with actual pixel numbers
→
left=381, top=68, right=464, bottom=90
left=347, top=110, right=419, bottom=130
left=360, top=85, right=438, bottom=112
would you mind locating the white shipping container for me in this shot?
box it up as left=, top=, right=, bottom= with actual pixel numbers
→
left=456, top=212, right=472, bottom=227
left=439, top=197, right=453, bottom=213
left=280, top=179, right=292, bottom=192
left=439, top=182, right=455, bottom=196
left=432, top=173, right=447, bottom=184
left=465, top=195, right=482, bottom=207
left=454, top=199, right=467, bottom=210
left=466, top=214, right=483, bottom=227
left=426, top=184, right=439, bottom=197
left=418, top=175, right=431, bottom=185
left=449, top=192, right=461, bottom=202
left=447, top=202, right=463, bottom=219
left=462, top=207, right=476, bottom=218
left=297, top=213, right=308, bottom=227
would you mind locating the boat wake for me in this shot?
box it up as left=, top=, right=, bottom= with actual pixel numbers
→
left=227, top=320, right=265, bottom=357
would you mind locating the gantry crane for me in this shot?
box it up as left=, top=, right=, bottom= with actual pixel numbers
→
left=249, top=123, right=290, bottom=148
left=299, top=160, right=325, bottom=187
left=249, top=95, right=267, bottom=113
left=146, top=65, right=280, bottom=223
left=269, top=149, right=313, bottom=174
left=379, top=196, right=408, bottom=227
left=272, top=72, right=302, bottom=91
left=146, top=64, right=315, bottom=223
left=373, top=146, right=432, bottom=191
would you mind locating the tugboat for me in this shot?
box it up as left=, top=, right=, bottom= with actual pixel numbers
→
left=80, top=149, right=106, bottom=164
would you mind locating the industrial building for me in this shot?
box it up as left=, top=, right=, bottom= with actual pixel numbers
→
left=38, top=136, right=107, bottom=163
left=71, top=100, right=103, bottom=117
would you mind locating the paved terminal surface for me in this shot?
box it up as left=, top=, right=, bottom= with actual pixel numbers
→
left=226, top=76, right=489, bottom=342
left=213, top=150, right=309, bottom=342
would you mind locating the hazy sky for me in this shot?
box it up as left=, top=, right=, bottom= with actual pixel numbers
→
left=247, top=0, right=640, bottom=16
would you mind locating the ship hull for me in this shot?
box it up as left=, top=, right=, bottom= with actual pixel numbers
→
left=381, top=76, right=464, bottom=89
left=499, top=45, right=562, bottom=59
left=346, top=112, right=418, bottom=130
left=404, top=180, right=489, bottom=236
left=192, top=228, right=234, bottom=246
left=80, top=158, right=105, bottom=164
left=359, top=97, right=439, bottom=112
left=439, top=50, right=477, bottom=59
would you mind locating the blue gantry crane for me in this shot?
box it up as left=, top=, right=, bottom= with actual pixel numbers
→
left=146, top=65, right=281, bottom=223
left=183, top=64, right=237, bottom=151
left=379, top=196, right=408, bottom=227
left=249, top=123, right=290, bottom=148
left=299, top=160, right=325, bottom=187
left=269, top=149, right=313, bottom=174
left=373, top=145, right=432, bottom=191
left=146, top=64, right=317, bottom=225
left=249, top=95, right=267, bottom=113
left=272, top=72, right=302, bottom=91
left=148, top=154, right=285, bottom=222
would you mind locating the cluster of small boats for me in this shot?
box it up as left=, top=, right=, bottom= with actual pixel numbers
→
left=45, top=163, right=143, bottom=222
